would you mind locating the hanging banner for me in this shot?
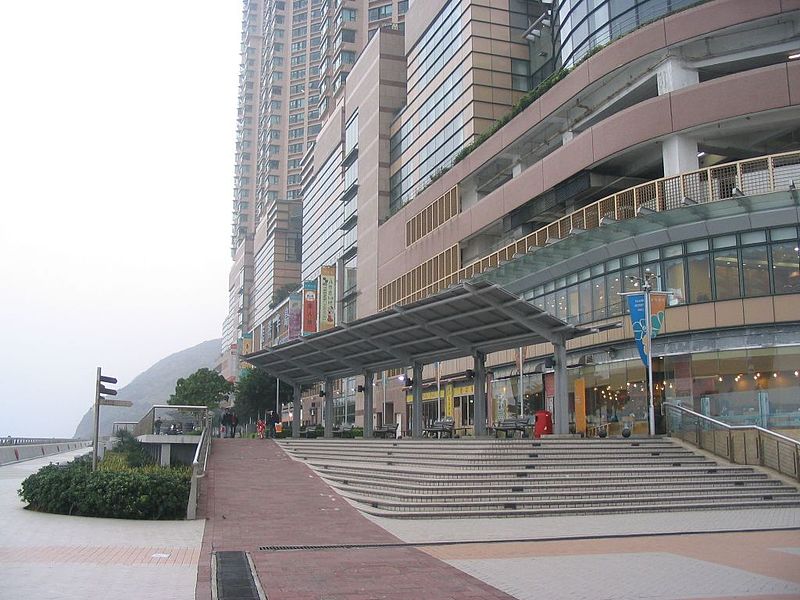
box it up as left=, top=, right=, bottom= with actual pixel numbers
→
left=318, top=265, right=336, bottom=331
left=627, top=293, right=649, bottom=367
left=302, top=280, right=318, bottom=335
left=288, top=292, right=302, bottom=340
left=240, top=333, right=253, bottom=356
left=650, top=293, right=666, bottom=338
left=574, top=377, right=586, bottom=434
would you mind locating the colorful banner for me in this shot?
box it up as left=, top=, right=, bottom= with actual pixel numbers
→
left=650, top=293, right=666, bottom=338
left=240, top=333, right=253, bottom=356
left=318, top=265, right=336, bottom=332
left=627, top=293, right=649, bottom=367
left=288, top=292, right=302, bottom=339
left=302, top=280, right=318, bottom=335
left=574, top=377, right=586, bottom=434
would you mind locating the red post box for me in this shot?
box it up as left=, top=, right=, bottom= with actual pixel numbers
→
left=534, top=410, right=553, bottom=438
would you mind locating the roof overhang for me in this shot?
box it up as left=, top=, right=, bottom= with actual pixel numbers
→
left=244, top=280, right=616, bottom=385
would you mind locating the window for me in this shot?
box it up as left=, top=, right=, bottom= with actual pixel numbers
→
left=287, top=174, right=302, bottom=185
left=292, top=26, right=307, bottom=37
left=290, top=68, right=306, bottom=80
left=288, top=127, right=305, bottom=139
left=290, top=55, right=306, bottom=65
left=308, top=123, right=321, bottom=135
left=291, top=40, right=307, bottom=52
left=288, top=113, right=304, bottom=124
left=290, top=83, right=305, bottom=94
left=772, top=241, right=800, bottom=294
left=713, top=249, right=740, bottom=300
left=288, top=158, right=302, bottom=170
left=345, top=112, right=358, bottom=155
left=398, top=0, right=408, bottom=14
left=741, top=246, right=770, bottom=297
left=289, top=98, right=305, bottom=109
left=288, top=142, right=304, bottom=154
left=368, top=4, right=392, bottom=21
left=687, top=254, right=712, bottom=302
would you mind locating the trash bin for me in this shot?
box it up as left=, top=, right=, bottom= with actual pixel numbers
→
left=534, top=410, right=553, bottom=438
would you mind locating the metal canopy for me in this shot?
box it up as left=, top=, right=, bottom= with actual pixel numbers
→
left=244, top=280, right=607, bottom=385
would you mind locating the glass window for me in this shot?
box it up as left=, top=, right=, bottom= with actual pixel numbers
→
left=772, top=241, right=800, bottom=294
left=771, top=227, right=797, bottom=241
left=713, top=249, right=740, bottom=300
left=713, top=235, right=736, bottom=249
left=663, top=257, right=686, bottom=305
left=579, top=280, right=592, bottom=322
left=607, top=272, right=623, bottom=316
left=741, top=246, right=770, bottom=297
left=687, top=239, right=709, bottom=253
left=591, top=276, right=606, bottom=320
left=687, top=253, right=712, bottom=302
left=741, top=231, right=766, bottom=245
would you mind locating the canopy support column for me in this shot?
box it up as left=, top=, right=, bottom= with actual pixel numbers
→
left=473, top=351, right=487, bottom=436
left=363, top=370, right=374, bottom=438
left=323, top=379, right=333, bottom=438
left=292, top=383, right=302, bottom=438
left=553, top=340, right=569, bottom=435
left=412, top=362, right=423, bottom=438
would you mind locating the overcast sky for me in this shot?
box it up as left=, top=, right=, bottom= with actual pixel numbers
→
left=0, top=2, right=241, bottom=437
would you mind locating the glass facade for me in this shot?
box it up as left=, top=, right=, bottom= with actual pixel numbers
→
left=551, top=0, right=702, bottom=70
left=529, top=226, right=800, bottom=324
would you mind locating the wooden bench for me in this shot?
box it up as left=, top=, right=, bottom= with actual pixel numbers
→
left=491, top=415, right=534, bottom=438
left=373, top=423, right=397, bottom=439
left=423, top=417, right=455, bottom=438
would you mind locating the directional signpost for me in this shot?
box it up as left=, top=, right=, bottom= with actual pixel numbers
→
left=92, top=367, right=127, bottom=470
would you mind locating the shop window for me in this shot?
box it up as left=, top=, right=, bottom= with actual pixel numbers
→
left=741, top=246, right=770, bottom=297
left=687, top=253, right=712, bottom=302
left=713, top=249, right=740, bottom=300
left=771, top=242, right=800, bottom=294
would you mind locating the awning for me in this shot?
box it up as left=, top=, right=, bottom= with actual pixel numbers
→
left=244, top=280, right=613, bottom=385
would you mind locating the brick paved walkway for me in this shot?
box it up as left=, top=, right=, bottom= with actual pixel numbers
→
left=195, top=438, right=515, bottom=600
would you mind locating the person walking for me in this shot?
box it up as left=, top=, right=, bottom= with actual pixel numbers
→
left=270, top=410, right=281, bottom=438
left=221, top=410, right=232, bottom=438
left=230, top=412, right=239, bottom=438
left=256, top=418, right=266, bottom=439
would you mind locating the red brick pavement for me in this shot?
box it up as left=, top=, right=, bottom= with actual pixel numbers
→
left=195, top=438, right=514, bottom=600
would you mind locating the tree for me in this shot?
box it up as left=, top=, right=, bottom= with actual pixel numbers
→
left=234, top=367, right=293, bottom=421
left=169, top=368, right=233, bottom=409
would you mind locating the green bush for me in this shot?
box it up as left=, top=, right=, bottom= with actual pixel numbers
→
left=18, top=456, right=191, bottom=520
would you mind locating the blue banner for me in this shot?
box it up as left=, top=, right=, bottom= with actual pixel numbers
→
left=627, top=293, right=650, bottom=368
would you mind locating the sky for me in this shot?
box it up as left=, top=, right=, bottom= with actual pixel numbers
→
left=0, top=2, right=242, bottom=438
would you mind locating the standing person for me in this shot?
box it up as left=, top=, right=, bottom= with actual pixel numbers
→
left=230, top=412, right=239, bottom=438
left=256, top=418, right=266, bottom=439
left=221, top=410, right=231, bottom=438
left=270, top=409, right=281, bottom=438
left=154, top=418, right=162, bottom=435
left=266, top=411, right=276, bottom=438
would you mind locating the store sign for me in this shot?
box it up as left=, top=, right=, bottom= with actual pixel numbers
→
left=318, top=265, right=336, bottom=331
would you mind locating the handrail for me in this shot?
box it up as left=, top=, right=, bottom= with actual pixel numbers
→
left=664, top=402, right=800, bottom=483
left=0, top=437, right=87, bottom=446
left=381, top=149, right=800, bottom=309
left=132, top=404, right=209, bottom=437
left=186, top=414, right=213, bottom=520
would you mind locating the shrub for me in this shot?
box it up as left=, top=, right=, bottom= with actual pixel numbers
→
left=19, top=457, right=191, bottom=520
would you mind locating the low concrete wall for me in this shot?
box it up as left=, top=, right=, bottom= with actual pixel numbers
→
left=0, top=441, right=92, bottom=466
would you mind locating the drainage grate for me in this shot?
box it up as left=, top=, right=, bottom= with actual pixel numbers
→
left=216, top=551, right=261, bottom=600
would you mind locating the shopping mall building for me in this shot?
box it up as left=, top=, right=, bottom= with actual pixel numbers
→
left=244, top=0, right=800, bottom=437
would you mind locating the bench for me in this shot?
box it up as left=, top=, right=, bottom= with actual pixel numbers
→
left=491, top=415, right=534, bottom=438
left=423, top=417, right=455, bottom=438
left=332, top=423, right=355, bottom=438
left=373, top=423, right=397, bottom=439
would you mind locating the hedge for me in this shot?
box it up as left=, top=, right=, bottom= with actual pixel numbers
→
left=18, top=456, right=191, bottom=520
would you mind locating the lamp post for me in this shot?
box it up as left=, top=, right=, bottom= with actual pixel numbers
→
left=621, top=271, right=662, bottom=436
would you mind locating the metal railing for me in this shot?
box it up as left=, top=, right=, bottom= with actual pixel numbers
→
left=664, top=402, right=800, bottom=482
left=0, top=437, right=85, bottom=446
left=132, top=404, right=209, bottom=437
left=382, top=150, right=800, bottom=309
left=187, top=414, right=213, bottom=520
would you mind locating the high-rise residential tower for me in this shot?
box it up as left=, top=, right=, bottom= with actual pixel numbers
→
left=222, top=0, right=407, bottom=379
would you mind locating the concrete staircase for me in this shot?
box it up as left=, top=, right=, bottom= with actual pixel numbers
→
left=277, top=437, right=800, bottom=519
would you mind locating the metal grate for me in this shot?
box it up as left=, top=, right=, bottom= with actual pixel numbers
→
left=216, top=551, right=261, bottom=600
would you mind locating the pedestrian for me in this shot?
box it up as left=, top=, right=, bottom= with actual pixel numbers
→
left=270, top=410, right=281, bottom=438
left=154, top=418, right=162, bottom=435
left=256, top=418, right=266, bottom=439
left=230, top=412, right=239, bottom=438
left=221, top=410, right=232, bottom=438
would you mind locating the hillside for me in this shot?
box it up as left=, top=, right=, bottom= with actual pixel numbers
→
left=73, top=339, right=222, bottom=438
